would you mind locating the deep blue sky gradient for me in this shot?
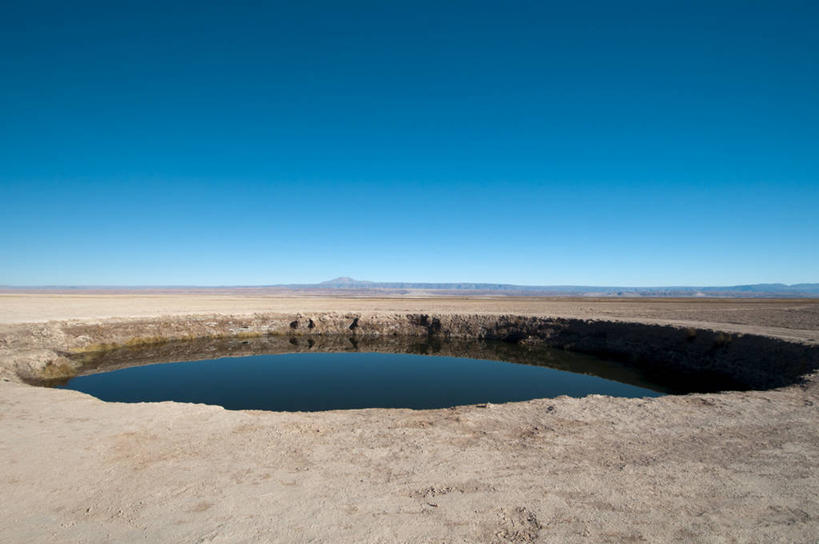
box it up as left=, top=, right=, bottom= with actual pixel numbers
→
left=2, top=1, right=817, bottom=285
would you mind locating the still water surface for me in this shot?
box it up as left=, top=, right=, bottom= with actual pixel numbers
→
left=59, top=350, right=665, bottom=411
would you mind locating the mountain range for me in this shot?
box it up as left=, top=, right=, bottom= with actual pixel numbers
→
left=3, top=277, right=818, bottom=297
left=289, top=277, right=819, bottom=298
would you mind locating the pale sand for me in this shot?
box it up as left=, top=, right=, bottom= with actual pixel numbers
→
left=2, top=293, right=819, bottom=342
left=0, top=295, right=817, bottom=542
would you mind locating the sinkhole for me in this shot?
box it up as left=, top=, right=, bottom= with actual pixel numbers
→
left=46, top=335, right=707, bottom=411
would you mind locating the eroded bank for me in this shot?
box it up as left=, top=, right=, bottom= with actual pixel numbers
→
left=3, top=312, right=817, bottom=393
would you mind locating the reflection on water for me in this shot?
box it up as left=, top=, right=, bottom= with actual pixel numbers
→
left=48, top=335, right=672, bottom=411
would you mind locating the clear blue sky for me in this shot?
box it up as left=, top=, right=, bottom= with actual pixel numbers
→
left=2, top=1, right=817, bottom=286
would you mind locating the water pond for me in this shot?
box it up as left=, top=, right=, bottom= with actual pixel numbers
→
left=56, top=337, right=669, bottom=411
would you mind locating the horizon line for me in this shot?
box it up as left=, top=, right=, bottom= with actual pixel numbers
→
left=1, top=281, right=817, bottom=289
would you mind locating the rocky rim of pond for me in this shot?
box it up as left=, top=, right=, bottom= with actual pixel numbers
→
left=3, top=312, right=818, bottom=392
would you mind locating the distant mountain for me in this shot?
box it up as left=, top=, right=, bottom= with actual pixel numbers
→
left=3, top=279, right=818, bottom=298
left=290, top=278, right=819, bottom=298
left=318, top=277, right=374, bottom=287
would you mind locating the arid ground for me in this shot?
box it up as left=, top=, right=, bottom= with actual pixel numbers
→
left=1, top=294, right=817, bottom=543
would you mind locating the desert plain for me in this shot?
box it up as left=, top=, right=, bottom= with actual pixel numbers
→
left=0, top=294, right=817, bottom=543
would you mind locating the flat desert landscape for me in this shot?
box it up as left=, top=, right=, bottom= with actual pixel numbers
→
left=5, top=2, right=818, bottom=542
left=1, top=294, right=817, bottom=543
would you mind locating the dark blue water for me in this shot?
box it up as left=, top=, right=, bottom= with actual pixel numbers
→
left=58, top=351, right=664, bottom=411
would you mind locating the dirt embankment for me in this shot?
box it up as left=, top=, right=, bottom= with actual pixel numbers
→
left=3, top=312, right=817, bottom=393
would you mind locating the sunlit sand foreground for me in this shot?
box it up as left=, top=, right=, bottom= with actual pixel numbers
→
left=1, top=295, right=817, bottom=543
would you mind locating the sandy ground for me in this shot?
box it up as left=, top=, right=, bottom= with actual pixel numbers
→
left=1, top=295, right=818, bottom=543
left=2, top=293, right=819, bottom=342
